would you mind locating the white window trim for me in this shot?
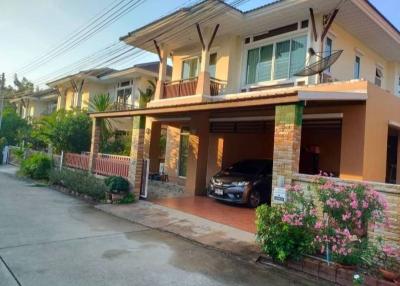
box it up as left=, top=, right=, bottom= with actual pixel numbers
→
left=354, top=55, right=361, bottom=80
left=375, top=65, right=384, bottom=84
left=241, top=30, right=308, bottom=89
left=397, top=74, right=400, bottom=96
left=116, top=80, right=136, bottom=106
left=180, top=47, right=219, bottom=80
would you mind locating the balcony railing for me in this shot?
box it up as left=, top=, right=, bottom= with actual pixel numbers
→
left=162, top=77, right=226, bottom=99
left=110, top=101, right=135, bottom=111
left=210, top=78, right=226, bottom=96
left=163, top=77, right=198, bottom=99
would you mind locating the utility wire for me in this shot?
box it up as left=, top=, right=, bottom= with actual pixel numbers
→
left=21, top=0, right=250, bottom=90
left=16, top=0, right=148, bottom=76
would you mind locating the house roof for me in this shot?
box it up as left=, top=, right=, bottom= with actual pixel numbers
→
left=121, top=0, right=400, bottom=61
left=101, top=61, right=172, bottom=79
left=47, top=62, right=171, bottom=86
left=47, top=68, right=116, bottom=86
left=9, top=88, right=58, bottom=102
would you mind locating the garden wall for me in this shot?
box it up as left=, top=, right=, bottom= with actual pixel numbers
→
left=292, top=173, right=400, bottom=248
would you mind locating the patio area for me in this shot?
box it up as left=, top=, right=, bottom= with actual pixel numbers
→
left=151, top=196, right=257, bottom=233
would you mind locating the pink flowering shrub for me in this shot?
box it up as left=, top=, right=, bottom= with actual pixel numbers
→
left=317, top=180, right=387, bottom=233
left=256, top=185, right=318, bottom=262
left=314, top=179, right=388, bottom=265
left=256, top=179, right=392, bottom=267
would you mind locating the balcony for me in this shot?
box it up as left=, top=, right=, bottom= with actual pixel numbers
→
left=110, top=101, right=135, bottom=111
left=163, top=77, right=226, bottom=99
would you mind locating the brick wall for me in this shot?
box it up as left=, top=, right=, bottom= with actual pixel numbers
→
left=292, top=173, right=400, bottom=248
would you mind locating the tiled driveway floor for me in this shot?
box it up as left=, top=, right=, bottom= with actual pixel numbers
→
left=152, top=196, right=257, bottom=233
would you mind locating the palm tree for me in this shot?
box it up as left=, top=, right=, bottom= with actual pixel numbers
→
left=138, top=80, right=156, bottom=108
left=88, top=93, right=113, bottom=150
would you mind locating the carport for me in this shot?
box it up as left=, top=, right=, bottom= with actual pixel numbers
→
left=88, top=81, right=368, bottom=213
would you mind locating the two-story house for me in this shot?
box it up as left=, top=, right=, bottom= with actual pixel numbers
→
left=10, top=88, right=58, bottom=121
left=47, top=62, right=172, bottom=112
left=88, top=0, right=400, bottom=199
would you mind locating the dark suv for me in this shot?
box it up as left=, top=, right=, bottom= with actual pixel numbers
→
left=207, top=159, right=273, bottom=208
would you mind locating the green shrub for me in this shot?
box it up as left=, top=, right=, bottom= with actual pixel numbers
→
left=256, top=204, right=316, bottom=262
left=104, top=176, right=130, bottom=194
left=256, top=186, right=318, bottom=262
left=49, top=168, right=107, bottom=201
left=21, top=153, right=52, bottom=180
left=118, top=192, right=136, bottom=204
left=0, top=137, right=6, bottom=164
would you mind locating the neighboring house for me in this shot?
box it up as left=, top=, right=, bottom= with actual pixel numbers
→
left=47, top=62, right=172, bottom=112
left=88, top=0, right=400, bottom=198
left=10, top=89, right=58, bottom=121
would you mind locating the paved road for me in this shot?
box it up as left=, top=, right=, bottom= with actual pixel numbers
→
left=0, top=166, right=312, bottom=286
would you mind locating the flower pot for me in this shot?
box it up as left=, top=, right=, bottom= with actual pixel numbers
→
left=379, top=268, right=399, bottom=282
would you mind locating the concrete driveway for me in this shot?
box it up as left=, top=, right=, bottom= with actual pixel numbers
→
left=0, top=166, right=315, bottom=286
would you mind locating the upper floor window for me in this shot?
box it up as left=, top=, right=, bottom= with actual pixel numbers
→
left=182, top=57, right=199, bottom=80
left=354, top=56, right=361, bottom=79
left=209, top=53, right=217, bottom=78
left=325, top=37, right=333, bottom=72
left=117, top=80, right=133, bottom=105
left=397, top=75, right=400, bottom=96
left=375, top=67, right=383, bottom=87
left=245, top=35, right=307, bottom=85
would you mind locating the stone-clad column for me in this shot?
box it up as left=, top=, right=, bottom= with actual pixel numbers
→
left=272, top=104, right=303, bottom=190
left=88, top=117, right=101, bottom=172
left=128, top=116, right=146, bottom=198
left=397, top=134, right=400, bottom=184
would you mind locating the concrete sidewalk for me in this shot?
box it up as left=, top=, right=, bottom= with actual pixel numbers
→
left=0, top=164, right=261, bottom=261
left=96, top=201, right=261, bottom=262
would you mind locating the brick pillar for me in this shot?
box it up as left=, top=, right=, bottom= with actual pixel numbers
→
left=185, top=112, right=210, bottom=195
left=128, top=116, right=146, bottom=198
left=272, top=104, right=303, bottom=190
left=88, top=117, right=101, bottom=172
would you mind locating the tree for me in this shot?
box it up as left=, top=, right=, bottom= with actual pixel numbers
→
left=0, top=105, right=30, bottom=146
left=13, top=74, right=34, bottom=94
left=32, top=110, right=91, bottom=154
left=138, top=80, right=156, bottom=108
left=88, top=93, right=113, bottom=151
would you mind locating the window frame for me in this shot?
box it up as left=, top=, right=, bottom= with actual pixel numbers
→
left=116, top=80, right=136, bottom=106
left=325, top=37, right=333, bottom=72
left=374, top=67, right=383, bottom=87
left=181, top=56, right=200, bottom=80
left=178, top=127, right=190, bottom=178
left=354, top=55, right=361, bottom=79
left=241, top=29, right=308, bottom=89
left=397, top=75, right=400, bottom=96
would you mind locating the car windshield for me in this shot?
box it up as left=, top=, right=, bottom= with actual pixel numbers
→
left=225, top=160, right=271, bottom=175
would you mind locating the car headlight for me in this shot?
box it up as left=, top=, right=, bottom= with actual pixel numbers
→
left=232, top=181, right=249, bottom=187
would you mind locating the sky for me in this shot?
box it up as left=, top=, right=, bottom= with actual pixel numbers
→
left=0, top=0, right=398, bottom=88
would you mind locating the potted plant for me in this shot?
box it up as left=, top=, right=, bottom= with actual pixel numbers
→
left=375, top=238, right=400, bottom=282
left=104, top=176, right=130, bottom=202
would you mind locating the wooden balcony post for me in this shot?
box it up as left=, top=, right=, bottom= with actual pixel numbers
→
left=195, top=24, right=219, bottom=96
left=154, top=43, right=170, bottom=101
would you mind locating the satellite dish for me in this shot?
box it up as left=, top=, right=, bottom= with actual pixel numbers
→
left=294, top=48, right=343, bottom=77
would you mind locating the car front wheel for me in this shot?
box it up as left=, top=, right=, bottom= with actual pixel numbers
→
left=247, top=190, right=261, bottom=208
